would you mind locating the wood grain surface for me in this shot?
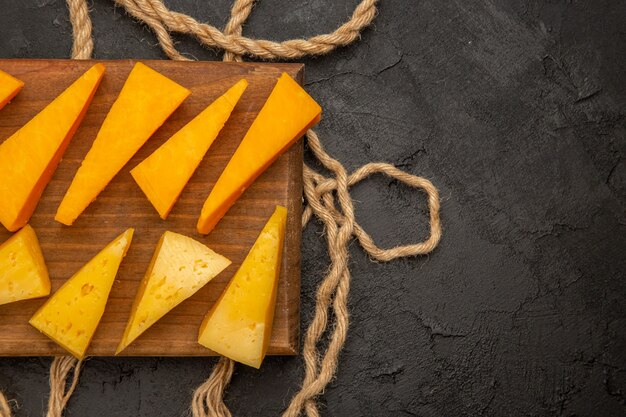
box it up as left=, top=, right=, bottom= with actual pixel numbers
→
left=0, top=59, right=303, bottom=356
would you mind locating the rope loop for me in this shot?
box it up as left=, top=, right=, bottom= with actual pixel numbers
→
left=304, top=160, right=442, bottom=262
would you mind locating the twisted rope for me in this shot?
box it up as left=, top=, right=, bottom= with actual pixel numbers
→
left=286, top=132, right=441, bottom=417
left=222, top=0, right=255, bottom=62
left=0, top=392, right=13, bottom=417
left=1, top=1, right=441, bottom=416
left=66, top=0, right=93, bottom=59
left=46, top=357, right=82, bottom=417
left=191, top=356, right=235, bottom=417
left=112, top=0, right=379, bottom=60
left=302, top=157, right=442, bottom=262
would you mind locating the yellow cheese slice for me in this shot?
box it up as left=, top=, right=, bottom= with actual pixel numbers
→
left=197, top=73, right=321, bottom=234
left=29, top=229, right=134, bottom=359
left=131, top=79, right=248, bottom=219
left=116, top=231, right=231, bottom=354
left=0, top=63, right=105, bottom=231
left=0, top=225, right=50, bottom=305
left=0, top=69, right=24, bottom=110
left=198, top=206, right=287, bottom=368
left=55, top=62, right=191, bottom=225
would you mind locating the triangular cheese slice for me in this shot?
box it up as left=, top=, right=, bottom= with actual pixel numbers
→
left=131, top=79, right=248, bottom=219
left=29, top=229, right=133, bottom=359
left=116, top=231, right=231, bottom=354
left=0, top=64, right=105, bottom=231
left=198, top=206, right=287, bottom=368
left=0, top=69, right=24, bottom=110
left=197, top=73, right=321, bottom=234
left=55, top=62, right=191, bottom=226
left=0, top=225, right=50, bottom=305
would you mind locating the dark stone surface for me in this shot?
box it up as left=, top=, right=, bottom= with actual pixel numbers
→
left=1, top=1, right=625, bottom=416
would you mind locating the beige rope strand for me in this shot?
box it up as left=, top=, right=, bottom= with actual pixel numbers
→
left=222, top=0, right=255, bottom=62
left=287, top=135, right=355, bottom=417
left=191, top=357, right=235, bottom=417
left=126, top=0, right=190, bottom=60
left=0, top=392, right=13, bottom=417
left=287, top=135, right=441, bottom=417
left=46, top=357, right=82, bottom=417
left=110, top=0, right=378, bottom=60
left=66, top=0, right=93, bottom=59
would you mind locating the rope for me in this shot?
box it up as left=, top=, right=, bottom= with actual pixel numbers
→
left=0, top=392, right=13, bottom=417
left=302, top=157, right=442, bottom=262
left=46, top=357, right=82, bottom=417
left=110, top=0, right=379, bottom=60
left=66, top=0, right=93, bottom=59
left=2, top=1, right=442, bottom=416
left=191, top=356, right=235, bottom=417
left=222, top=0, right=255, bottom=62
left=285, top=132, right=441, bottom=417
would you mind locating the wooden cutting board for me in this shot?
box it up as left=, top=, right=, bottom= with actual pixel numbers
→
left=0, top=59, right=303, bottom=356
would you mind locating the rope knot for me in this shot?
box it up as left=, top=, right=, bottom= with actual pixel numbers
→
left=303, top=132, right=442, bottom=262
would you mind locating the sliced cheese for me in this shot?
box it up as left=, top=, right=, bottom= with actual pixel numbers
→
left=197, top=73, right=321, bottom=234
left=131, top=79, right=248, bottom=219
left=0, top=69, right=24, bottom=110
left=0, top=64, right=105, bottom=231
left=116, top=231, right=231, bottom=354
left=55, top=62, right=191, bottom=226
left=29, top=229, right=134, bottom=359
left=198, top=206, right=287, bottom=368
left=0, top=225, right=50, bottom=305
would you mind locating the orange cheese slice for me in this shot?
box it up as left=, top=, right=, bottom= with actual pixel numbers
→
left=29, top=229, right=134, bottom=359
left=197, top=73, right=321, bottom=234
left=55, top=62, right=191, bottom=226
left=116, top=231, right=231, bottom=354
left=0, top=64, right=105, bottom=231
left=198, top=206, right=287, bottom=368
left=0, top=69, right=24, bottom=110
left=0, top=225, right=50, bottom=306
left=131, top=79, right=248, bottom=219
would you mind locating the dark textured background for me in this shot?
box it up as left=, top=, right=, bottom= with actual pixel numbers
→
left=1, top=1, right=625, bottom=416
